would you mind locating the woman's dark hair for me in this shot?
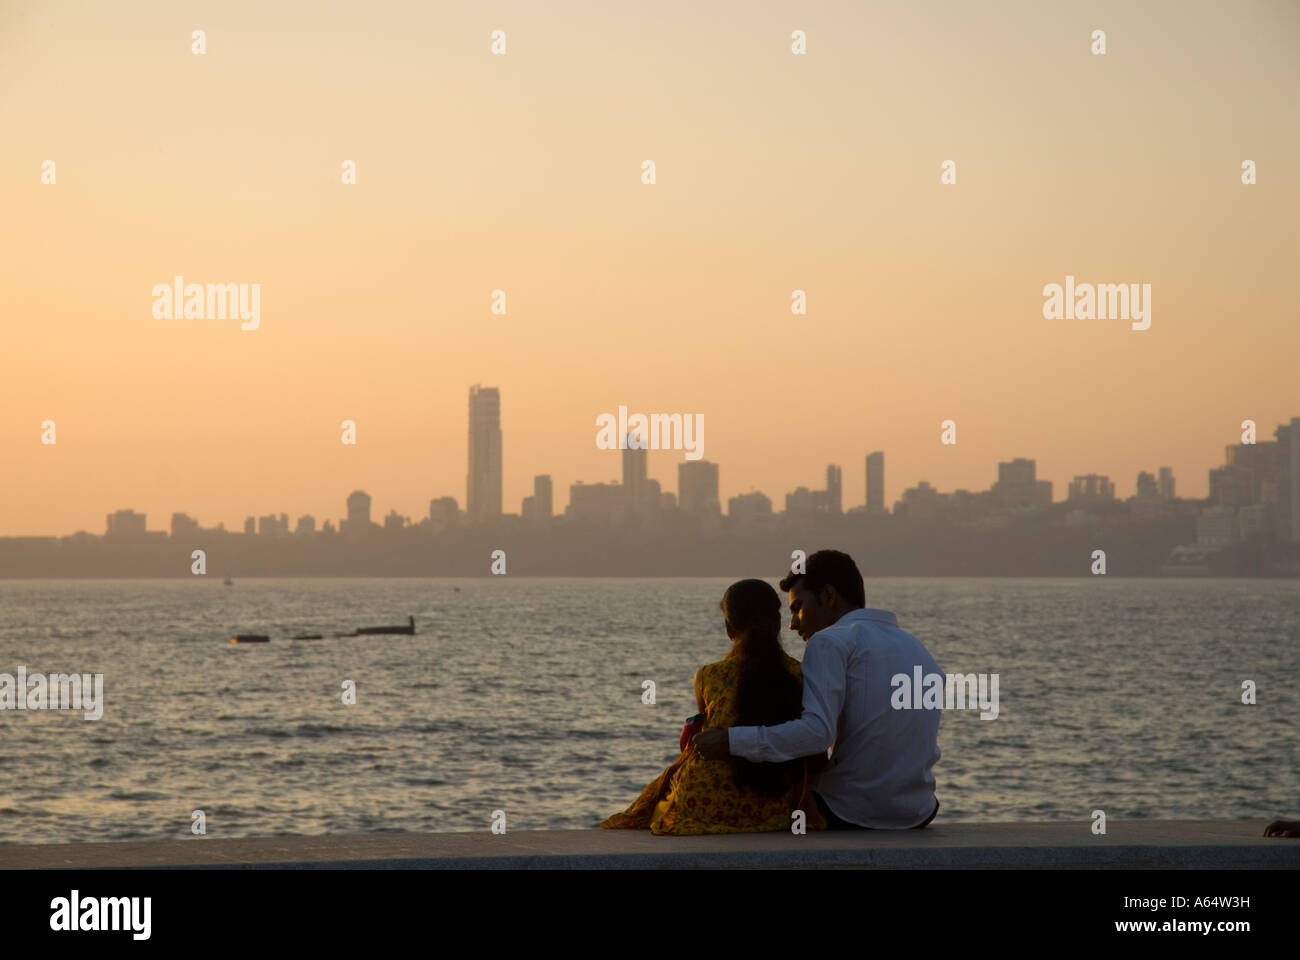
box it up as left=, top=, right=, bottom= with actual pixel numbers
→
left=721, top=579, right=807, bottom=798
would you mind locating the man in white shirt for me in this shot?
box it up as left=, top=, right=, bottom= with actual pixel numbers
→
left=693, top=550, right=942, bottom=829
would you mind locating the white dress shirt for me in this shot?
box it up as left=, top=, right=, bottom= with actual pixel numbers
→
left=727, top=608, right=943, bottom=828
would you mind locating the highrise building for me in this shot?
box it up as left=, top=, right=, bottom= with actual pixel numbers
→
left=728, top=491, right=772, bottom=525
left=533, top=475, right=553, bottom=519
left=105, top=509, right=147, bottom=536
left=866, top=452, right=884, bottom=513
left=566, top=481, right=624, bottom=525
left=1067, top=475, right=1115, bottom=502
left=679, top=461, right=721, bottom=517
left=785, top=486, right=824, bottom=517
left=1221, top=438, right=1278, bottom=511
left=1209, top=466, right=1246, bottom=508
left=429, top=496, right=459, bottom=532
left=522, top=475, right=553, bottom=524
left=623, top=433, right=648, bottom=513
left=784, top=466, right=845, bottom=517
left=1280, top=418, right=1300, bottom=542
left=994, top=458, right=1052, bottom=508
left=999, top=459, right=1036, bottom=486
left=467, top=385, right=503, bottom=524
left=1158, top=466, right=1175, bottom=500
left=1213, top=417, right=1300, bottom=542
left=344, top=490, right=371, bottom=534
left=826, top=464, right=842, bottom=514
left=895, top=481, right=944, bottom=520
left=170, top=513, right=199, bottom=538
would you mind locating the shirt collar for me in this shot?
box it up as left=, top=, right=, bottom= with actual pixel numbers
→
left=838, top=607, right=898, bottom=627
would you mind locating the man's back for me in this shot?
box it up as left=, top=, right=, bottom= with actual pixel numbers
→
left=727, top=607, right=943, bottom=828
left=812, top=609, right=943, bottom=827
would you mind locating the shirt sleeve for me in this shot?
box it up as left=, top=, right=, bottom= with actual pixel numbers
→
left=727, top=633, right=845, bottom=762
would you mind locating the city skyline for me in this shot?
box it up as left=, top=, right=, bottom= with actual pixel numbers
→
left=14, top=399, right=1300, bottom=541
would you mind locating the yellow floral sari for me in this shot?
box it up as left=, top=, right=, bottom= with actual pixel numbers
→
left=601, top=652, right=827, bottom=835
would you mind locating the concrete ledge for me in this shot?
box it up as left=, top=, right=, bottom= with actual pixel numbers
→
left=3, top=821, right=1298, bottom=869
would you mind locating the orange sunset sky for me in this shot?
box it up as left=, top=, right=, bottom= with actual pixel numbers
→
left=2, top=0, right=1297, bottom=537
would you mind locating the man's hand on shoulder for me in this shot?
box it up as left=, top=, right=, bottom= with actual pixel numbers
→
left=692, top=727, right=730, bottom=760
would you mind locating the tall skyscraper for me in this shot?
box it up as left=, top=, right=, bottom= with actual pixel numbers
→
left=467, top=385, right=502, bottom=524
left=1158, top=466, right=1175, bottom=500
left=826, top=464, right=842, bottom=514
left=534, top=474, right=553, bottom=519
left=678, top=460, right=720, bottom=517
left=866, top=451, right=884, bottom=513
left=622, top=433, right=647, bottom=512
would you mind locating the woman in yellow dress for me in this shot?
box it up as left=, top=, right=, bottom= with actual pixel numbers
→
left=601, top=578, right=827, bottom=835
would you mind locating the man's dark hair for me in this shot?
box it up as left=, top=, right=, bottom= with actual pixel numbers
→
left=779, top=549, right=866, bottom=608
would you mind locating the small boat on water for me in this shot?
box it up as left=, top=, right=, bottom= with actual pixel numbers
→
left=226, top=616, right=415, bottom=642
left=354, top=616, right=415, bottom=636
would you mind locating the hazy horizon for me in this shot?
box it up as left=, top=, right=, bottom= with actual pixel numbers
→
left=0, top=414, right=1290, bottom=537
left=4, top=0, right=1297, bottom=537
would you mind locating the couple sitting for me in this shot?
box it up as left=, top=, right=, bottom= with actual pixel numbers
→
left=602, top=550, right=943, bottom=835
